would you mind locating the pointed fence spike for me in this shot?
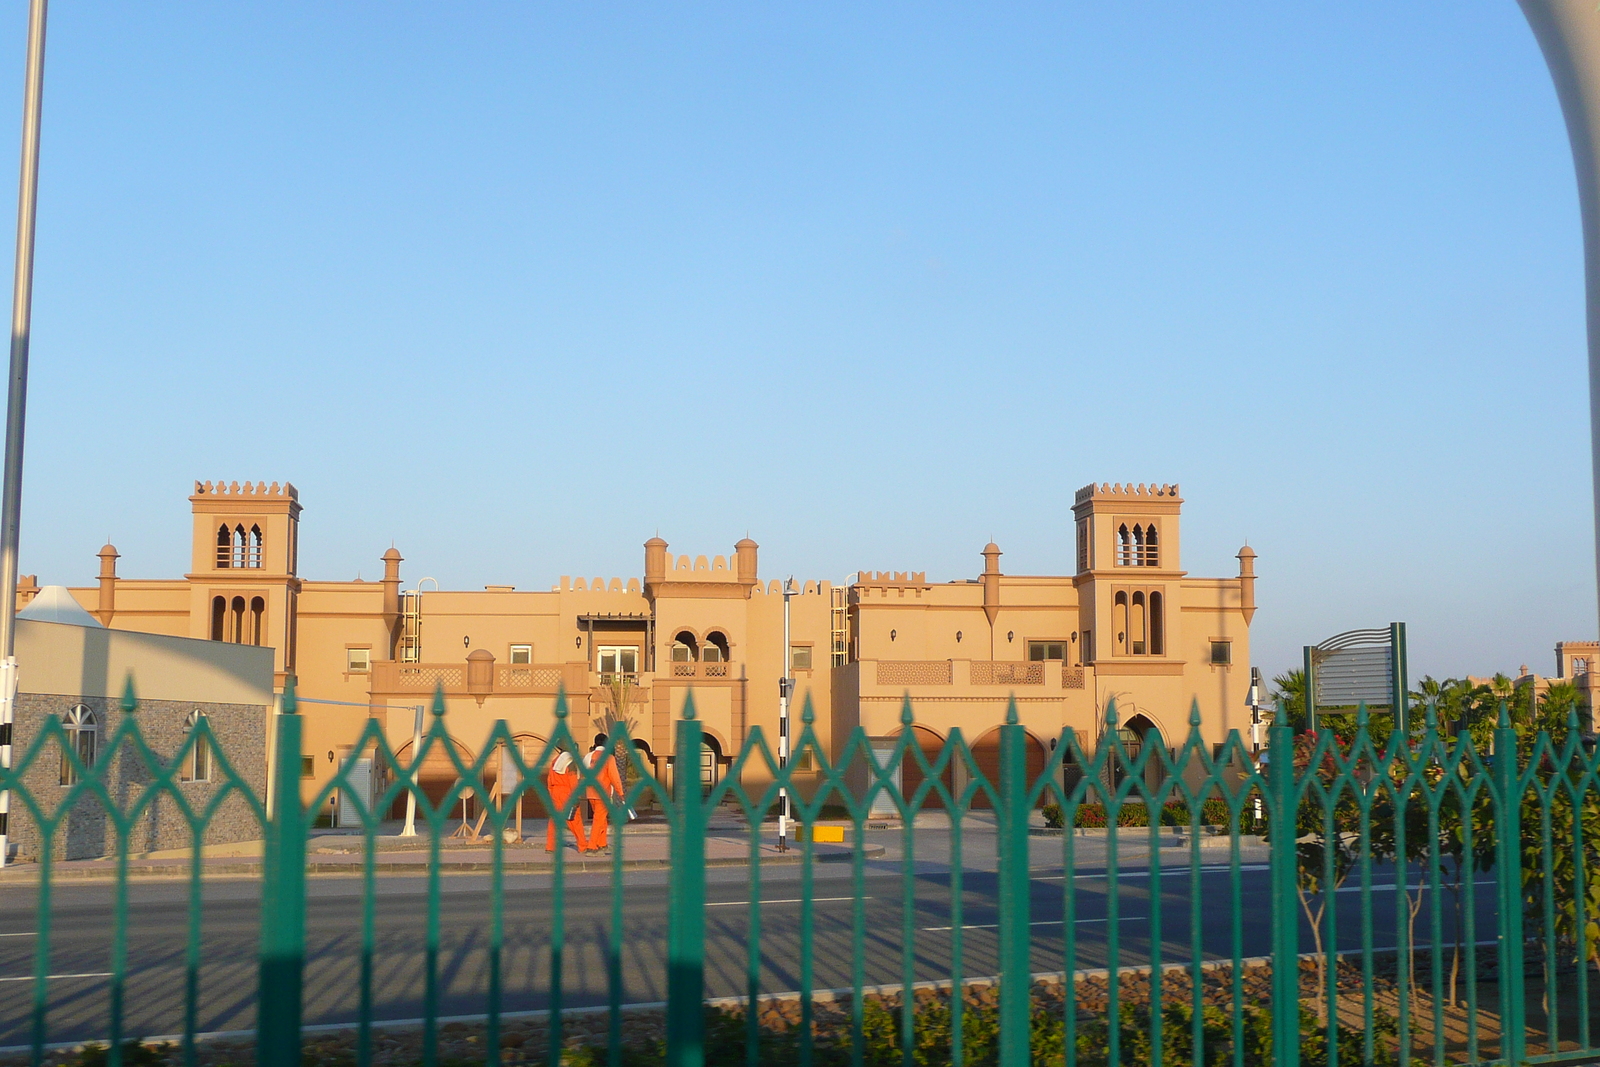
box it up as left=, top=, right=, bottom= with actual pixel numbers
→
left=282, top=675, right=298, bottom=715
left=801, top=693, right=815, bottom=725
left=553, top=685, right=568, bottom=719
left=682, top=690, right=698, bottom=721
left=1425, top=702, right=1437, bottom=730
left=1498, top=699, right=1511, bottom=729
left=900, top=695, right=914, bottom=726
left=1105, top=698, right=1118, bottom=727
left=1005, top=697, right=1019, bottom=726
left=1357, top=701, right=1369, bottom=727
left=121, top=674, right=138, bottom=715
left=430, top=682, right=446, bottom=717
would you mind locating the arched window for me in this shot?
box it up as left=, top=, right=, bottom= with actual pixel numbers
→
left=247, top=526, right=263, bottom=568
left=1143, top=524, right=1159, bottom=567
left=1149, top=592, right=1165, bottom=655
left=182, top=709, right=211, bottom=783
left=216, top=525, right=232, bottom=568
left=231, top=525, right=247, bottom=569
left=1131, top=592, right=1147, bottom=655
left=1131, top=526, right=1145, bottom=568
left=60, top=704, right=97, bottom=785
left=230, top=596, right=246, bottom=644
left=1117, top=525, right=1132, bottom=567
left=703, top=631, right=730, bottom=663
left=1113, top=592, right=1128, bottom=653
left=210, top=595, right=225, bottom=641
left=671, top=631, right=698, bottom=663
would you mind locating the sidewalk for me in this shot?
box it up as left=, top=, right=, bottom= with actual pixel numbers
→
left=0, top=831, right=883, bottom=882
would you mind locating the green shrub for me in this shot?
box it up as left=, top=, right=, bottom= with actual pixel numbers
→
left=561, top=993, right=1397, bottom=1067
left=1069, top=799, right=1231, bottom=828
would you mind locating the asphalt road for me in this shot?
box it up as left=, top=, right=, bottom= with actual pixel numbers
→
left=0, top=836, right=1505, bottom=1049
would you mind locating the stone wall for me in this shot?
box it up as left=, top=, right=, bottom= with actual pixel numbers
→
left=5, top=692, right=268, bottom=861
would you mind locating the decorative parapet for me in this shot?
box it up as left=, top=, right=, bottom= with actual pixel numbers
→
left=1062, top=667, right=1086, bottom=689
left=558, top=576, right=643, bottom=593
left=667, top=661, right=732, bottom=679
left=1073, top=482, right=1179, bottom=504
left=193, top=480, right=298, bottom=500
left=875, top=660, right=952, bottom=686
left=969, top=661, right=1045, bottom=686
left=371, top=661, right=583, bottom=696
left=853, top=572, right=932, bottom=600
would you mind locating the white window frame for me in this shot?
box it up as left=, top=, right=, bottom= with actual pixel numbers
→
left=181, top=709, right=211, bottom=783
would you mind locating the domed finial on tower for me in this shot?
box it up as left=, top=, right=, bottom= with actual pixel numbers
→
left=735, top=537, right=759, bottom=588
left=1236, top=544, right=1257, bottom=625
left=96, top=543, right=120, bottom=626
left=644, top=536, right=669, bottom=589
left=981, top=542, right=1002, bottom=626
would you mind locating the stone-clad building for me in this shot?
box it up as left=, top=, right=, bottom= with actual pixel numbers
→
left=3, top=590, right=272, bottom=860
left=24, top=479, right=1256, bottom=817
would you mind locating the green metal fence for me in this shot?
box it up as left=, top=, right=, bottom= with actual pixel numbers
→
left=1, top=681, right=1597, bottom=1067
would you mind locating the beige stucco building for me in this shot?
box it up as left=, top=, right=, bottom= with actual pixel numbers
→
left=20, top=479, right=1256, bottom=817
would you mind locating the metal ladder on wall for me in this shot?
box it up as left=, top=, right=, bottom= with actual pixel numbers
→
left=830, top=583, right=849, bottom=666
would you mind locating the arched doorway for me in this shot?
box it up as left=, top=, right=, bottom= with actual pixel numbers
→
left=1104, top=714, right=1166, bottom=796
left=898, top=725, right=953, bottom=812
left=387, top=734, right=488, bottom=820
left=968, top=726, right=1048, bottom=810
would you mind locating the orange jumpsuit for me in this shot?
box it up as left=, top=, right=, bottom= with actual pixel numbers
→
left=583, top=747, right=626, bottom=850
left=545, top=754, right=589, bottom=853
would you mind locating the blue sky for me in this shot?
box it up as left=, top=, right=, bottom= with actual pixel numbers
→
left=0, top=3, right=1589, bottom=684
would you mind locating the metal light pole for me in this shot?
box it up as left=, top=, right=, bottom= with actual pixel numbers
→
left=1518, top=2, right=1600, bottom=638
left=777, top=576, right=798, bottom=851
left=0, top=0, right=47, bottom=870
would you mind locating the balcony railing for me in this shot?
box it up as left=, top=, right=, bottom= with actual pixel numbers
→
left=874, top=660, right=953, bottom=686
left=667, top=661, right=731, bottom=679
left=970, top=661, right=1045, bottom=686
left=371, top=660, right=582, bottom=697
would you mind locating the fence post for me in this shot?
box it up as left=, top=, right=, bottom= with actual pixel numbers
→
left=258, top=680, right=306, bottom=1067
left=667, top=694, right=706, bottom=1067
left=998, top=701, right=1031, bottom=1067
left=1493, top=708, right=1525, bottom=1065
left=1267, top=719, right=1300, bottom=1067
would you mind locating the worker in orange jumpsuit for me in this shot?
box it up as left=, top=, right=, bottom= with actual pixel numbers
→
left=583, top=734, right=626, bottom=852
left=544, top=747, right=588, bottom=853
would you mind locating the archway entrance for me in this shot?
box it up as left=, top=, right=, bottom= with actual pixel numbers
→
left=968, top=726, right=1048, bottom=810
left=1104, top=715, right=1165, bottom=795
left=898, top=725, right=953, bottom=812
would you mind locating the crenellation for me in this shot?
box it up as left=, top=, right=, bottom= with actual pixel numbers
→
left=1074, top=481, right=1180, bottom=502
left=193, top=479, right=297, bottom=500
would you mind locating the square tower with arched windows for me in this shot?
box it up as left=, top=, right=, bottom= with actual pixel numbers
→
left=1071, top=482, right=1183, bottom=663
left=186, top=481, right=302, bottom=684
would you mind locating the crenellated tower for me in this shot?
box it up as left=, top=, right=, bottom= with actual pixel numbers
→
left=186, top=480, right=303, bottom=687
left=1070, top=482, right=1184, bottom=663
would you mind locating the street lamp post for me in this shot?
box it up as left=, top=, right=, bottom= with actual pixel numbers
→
left=778, top=576, right=798, bottom=852
left=0, top=0, right=48, bottom=870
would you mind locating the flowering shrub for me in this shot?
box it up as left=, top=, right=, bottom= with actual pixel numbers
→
left=1041, top=799, right=1231, bottom=828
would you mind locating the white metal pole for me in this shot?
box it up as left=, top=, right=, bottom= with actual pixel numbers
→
left=400, top=702, right=423, bottom=836
left=0, top=0, right=48, bottom=869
